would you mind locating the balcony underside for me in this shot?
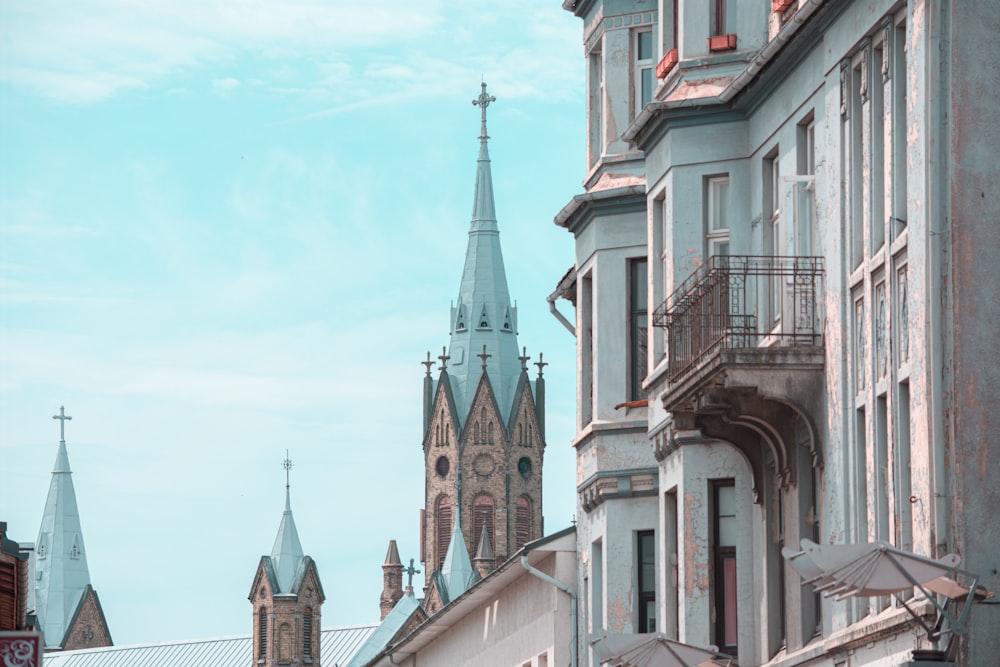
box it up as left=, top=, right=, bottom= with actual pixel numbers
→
left=658, top=346, right=825, bottom=501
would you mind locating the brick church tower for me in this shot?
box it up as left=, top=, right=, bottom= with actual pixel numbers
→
left=250, top=457, right=324, bottom=666
left=420, top=83, right=546, bottom=611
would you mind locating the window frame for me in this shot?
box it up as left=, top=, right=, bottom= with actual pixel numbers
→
left=712, top=480, right=738, bottom=652
left=637, top=530, right=657, bottom=633
left=633, top=28, right=654, bottom=118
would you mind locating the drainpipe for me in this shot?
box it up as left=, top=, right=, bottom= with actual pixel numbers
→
left=520, top=555, right=578, bottom=667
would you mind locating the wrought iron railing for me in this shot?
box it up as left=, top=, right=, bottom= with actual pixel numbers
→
left=653, top=255, right=824, bottom=382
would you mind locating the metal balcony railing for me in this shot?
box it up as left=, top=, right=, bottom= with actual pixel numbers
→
left=653, top=255, right=824, bottom=382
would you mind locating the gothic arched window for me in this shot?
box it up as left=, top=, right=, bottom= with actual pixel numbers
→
left=515, top=496, right=532, bottom=551
left=473, top=494, right=495, bottom=556
left=436, top=496, right=452, bottom=569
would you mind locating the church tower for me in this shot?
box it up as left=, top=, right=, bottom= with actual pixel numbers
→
left=34, top=406, right=112, bottom=651
left=421, top=84, right=546, bottom=605
left=250, top=455, right=324, bottom=666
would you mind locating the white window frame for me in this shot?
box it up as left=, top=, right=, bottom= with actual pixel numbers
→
left=634, top=28, right=654, bottom=117
left=706, top=176, right=730, bottom=258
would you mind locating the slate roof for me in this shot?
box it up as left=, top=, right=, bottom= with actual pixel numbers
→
left=42, top=624, right=377, bottom=667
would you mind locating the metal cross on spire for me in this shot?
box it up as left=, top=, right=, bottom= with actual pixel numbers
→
left=422, top=351, right=435, bottom=376
left=472, top=82, right=496, bottom=141
left=52, top=405, right=72, bottom=443
left=404, top=558, right=421, bottom=589
left=283, top=450, right=293, bottom=490
left=518, top=347, right=531, bottom=372
left=477, top=344, right=492, bottom=369
left=438, top=346, right=451, bottom=371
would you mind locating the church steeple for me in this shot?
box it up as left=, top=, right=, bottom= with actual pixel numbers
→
left=35, top=406, right=111, bottom=650
left=251, top=453, right=324, bottom=666
left=447, top=82, right=522, bottom=423
left=420, top=85, right=546, bottom=611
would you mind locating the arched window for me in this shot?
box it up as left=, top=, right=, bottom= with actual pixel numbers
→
left=278, top=622, right=291, bottom=662
left=303, top=608, right=313, bottom=658
left=515, top=496, right=532, bottom=551
left=473, top=495, right=495, bottom=555
left=436, top=496, right=452, bottom=569
left=258, top=607, right=267, bottom=659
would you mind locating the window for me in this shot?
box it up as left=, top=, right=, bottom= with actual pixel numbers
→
left=891, top=23, right=907, bottom=238
left=259, top=608, right=268, bottom=659
left=706, top=176, right=730, bottom=257
left=629, top=258, right=648, bottom=400
left=793, top=118, right=816, bottom=256
left=588, top=47, right=604, bottom=167
left=637, top=531, right=656, bottom=632
left=473, top=495, right=495, bottom=557
left=713, top=481, right=737, bottom=652
left=515, top=496, right=531, bottom=551
left=436, top=496, right=452, bottom=569
left=711, top=0, right=733, bottom=36
left=303, top=608, right=313, bottom=658
left=764, top=150, right=781, bottom=323
left=634, top=29, right=654, bottom=116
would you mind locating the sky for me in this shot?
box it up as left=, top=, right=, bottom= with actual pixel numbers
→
left=0, top=0, right=587, bottom=645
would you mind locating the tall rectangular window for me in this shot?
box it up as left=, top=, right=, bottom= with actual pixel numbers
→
left=872, top=42, right=886, bottom=252
left=581, top=273, right=594, bottom=426
left=706, top=176, right=730, bottom=257
left=629, top=259, right=649, bottom=400
left=634, top=29, right=654, bottom=116
left=713, top=481, right=737, bottom=652
left=849, top=61, right=864, bottom=268
left=637, top=531, right=656, bottom=632
left=588, top=47, right=604, bottom=168
left=764, top=150, right=781, bottom=323
left=891, top=23, right=907, bottom=237
left=592, top=540, right=604, bottom=632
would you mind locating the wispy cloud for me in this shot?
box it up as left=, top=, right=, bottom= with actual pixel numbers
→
left=0, top=0, right=580, bottom=106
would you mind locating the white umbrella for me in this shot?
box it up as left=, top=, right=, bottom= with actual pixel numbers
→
left=590, top=633, right=728, bottom=667
left=782, top=539, right=961, bottom=598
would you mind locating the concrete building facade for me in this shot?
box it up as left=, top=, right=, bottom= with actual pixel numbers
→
left=556, top=1, right=1000, bottom=665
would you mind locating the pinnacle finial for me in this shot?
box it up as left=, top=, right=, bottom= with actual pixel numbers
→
left=422, top=351, right=435, bottom=377
left=534, top=353, right=548, bottom=378
left=438, top=346, right=451, bottom=371
left=283, top=450, right=293, bottom=491
left=472, top=82, right=496, bottom=142
left=52, top=405, right=73, bottom=443
left=518, top=347, right=531, bottom=372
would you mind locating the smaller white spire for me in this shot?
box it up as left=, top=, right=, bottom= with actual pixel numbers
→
left=439, top=505, right=474, bottom=599
left=270, top=453, right=304, bottom=593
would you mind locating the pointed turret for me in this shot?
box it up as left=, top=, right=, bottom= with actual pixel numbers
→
left=380, top=540, right=404, bottom=621
left=446, top=82, right=523, bottom=423
left=472, top=525, right=495, bottom=580
left=436, top=507, right=474, bottom=603
left=270, top=486, right=304, bottom=594
left=34, top=406, right=111, bottom=650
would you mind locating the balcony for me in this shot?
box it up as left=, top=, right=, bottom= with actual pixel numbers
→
left=652, top=255, right=825, bottom=491
left=654, top=254, right=824, bottom=384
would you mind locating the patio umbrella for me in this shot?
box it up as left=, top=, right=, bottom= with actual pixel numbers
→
left=781, top=539, right=961, bottom=598
left=590, top=633, right=728, bottom=667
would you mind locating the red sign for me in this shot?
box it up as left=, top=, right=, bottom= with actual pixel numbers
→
left=0, top=632, right=43, bottom=667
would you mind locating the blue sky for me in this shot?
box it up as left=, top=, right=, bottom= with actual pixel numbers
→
left=0, top=0, right=585, bottom=644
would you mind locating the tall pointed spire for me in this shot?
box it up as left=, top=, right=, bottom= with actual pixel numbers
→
left=35, top=406, right=94, bottom=648
left=270, top=451, right=304, bottom=594
left=447, top=82, right=523, bottom=422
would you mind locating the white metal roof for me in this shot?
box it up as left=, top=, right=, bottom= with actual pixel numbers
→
left=42, top=624, right=377, bottom=667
